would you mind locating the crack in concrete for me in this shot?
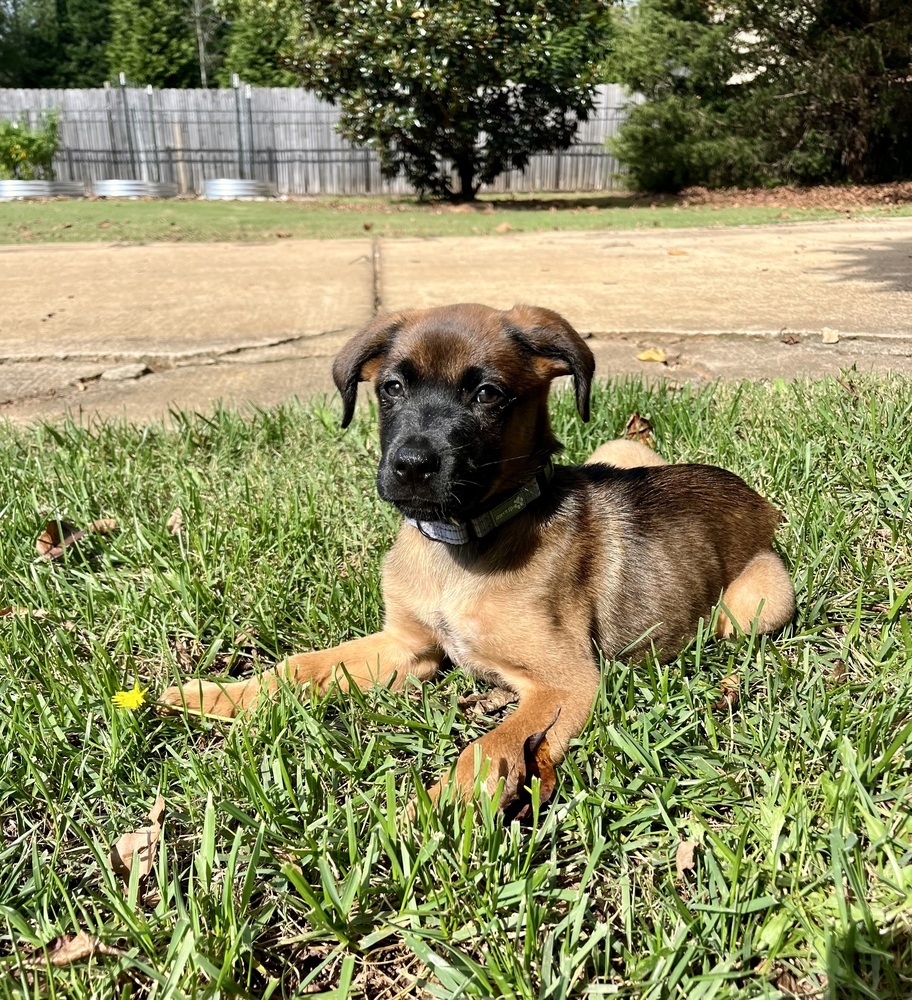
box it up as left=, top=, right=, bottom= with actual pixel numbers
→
left=0, top=328, right=351, bottom=367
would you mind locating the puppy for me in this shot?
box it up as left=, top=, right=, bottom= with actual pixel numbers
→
left=161, top=304, right=795, bottom=807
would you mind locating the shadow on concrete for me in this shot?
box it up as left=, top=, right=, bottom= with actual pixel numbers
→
left=818, top=236, right=912, bottom=294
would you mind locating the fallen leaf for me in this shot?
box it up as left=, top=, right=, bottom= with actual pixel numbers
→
left=166, top=507, right=184, bottom=535
left=275, top=230, right=292, bottom=238
left=457, top=686, right=517, bottom=716
left=495, top=222, right=513, bottom=233
left=821, top=327, right=840, bottom=344
left=712, top=673, right=740, bottom=711
left=637, top=347, right=667, bottom=364
left=0, top=606, right=32, bottom=617
left=97, top=220, right=110, bottom=229
left=36, top=518, right=117, bottom=559
left=667, top=248, right=688, bottom=256
left=109, top=794, right=165, bottom=881
left=624, top=411, right=655, bottom=447
left=362, top=221, right=373, bottom=231
left=32, top=930, right=125, bottom=967
left=773, top=968, right=801, bottom=996
left=779, top=331, right=801, bottom=345
left=504, top=710, right=560, bottom=824
left=675, top=839, right=697, bottom=875
left=830, top=659, right=847, bottom=682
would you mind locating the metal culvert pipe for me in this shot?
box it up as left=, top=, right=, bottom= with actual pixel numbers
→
left=93, top=180, right=179, bottom=198
left=204, top=179, right=275, bottom=200
left=0, top=180, right=86, bottom=200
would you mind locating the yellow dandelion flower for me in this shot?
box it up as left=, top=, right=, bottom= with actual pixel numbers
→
left=112, top=680, right=147, bottom=710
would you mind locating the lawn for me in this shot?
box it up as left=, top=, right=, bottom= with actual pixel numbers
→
left=2, top=194, right=912, bottom=244
left=0, top=375, right=910, bottom=998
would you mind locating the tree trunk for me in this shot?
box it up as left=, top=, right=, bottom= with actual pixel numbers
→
left=452, top=155, right=478, bottom=202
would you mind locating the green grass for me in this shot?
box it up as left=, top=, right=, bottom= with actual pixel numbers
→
left=1, top=375, right=911, bottom=998
left=2, top=194, right=911, bottom=244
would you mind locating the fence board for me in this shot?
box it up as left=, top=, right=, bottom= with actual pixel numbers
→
left=0, top=85, right=631, bottom=196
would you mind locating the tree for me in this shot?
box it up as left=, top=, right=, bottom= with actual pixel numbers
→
left=217, top=0, right=296, bottom=86
left=0, top=0, right=62, bottom=86
left=608, top=0, right=912, bottom=191
left=57, top=0, right=114, bottom=86
left=281, top=0, right=614, bottom=199
left=107, top=0, right=198, bottom=86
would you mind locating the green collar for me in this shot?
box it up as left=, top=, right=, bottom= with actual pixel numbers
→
left=405, top=459, right=555, bottom=546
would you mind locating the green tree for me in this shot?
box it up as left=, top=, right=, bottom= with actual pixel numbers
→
left=217, top=0, right=296, bottom=86
left=57, top=0, right=114, bottom=86
left=107, top=0, right=198, bottom=86
left=280, top=0, right=614, bottom=199
left=0, top=0, right=61, bottom=86
left=609, top=0, right=912, bottom=191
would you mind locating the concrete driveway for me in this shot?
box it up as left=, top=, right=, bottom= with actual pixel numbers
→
left=1, top=217, right=910, bottom=424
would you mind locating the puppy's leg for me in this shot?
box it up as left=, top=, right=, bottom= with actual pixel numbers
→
left=159, top=619, right=443, bottom=718
left=716, top=550, right=795, bottom=638
left=431, top=665, right=600, bottom=808
left=586, top=439, right=667, bottom=469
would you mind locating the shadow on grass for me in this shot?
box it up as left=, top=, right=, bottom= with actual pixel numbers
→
left=826, top=918, right=912, bottom=998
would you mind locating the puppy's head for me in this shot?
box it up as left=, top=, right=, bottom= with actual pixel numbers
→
left=333, top=303, right=594, bottom=521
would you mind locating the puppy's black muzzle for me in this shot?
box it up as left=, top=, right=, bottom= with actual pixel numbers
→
left=391, top=438, right=441, bottom=486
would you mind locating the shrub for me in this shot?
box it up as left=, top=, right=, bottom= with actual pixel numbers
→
left=0, top=110, right=60, bottom=180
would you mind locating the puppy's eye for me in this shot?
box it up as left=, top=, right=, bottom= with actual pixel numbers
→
left=474, top=385, right=503, bottom=405
left=381, top=380, right=404, bottom=399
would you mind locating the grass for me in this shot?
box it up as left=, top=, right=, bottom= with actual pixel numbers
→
left=2, top=194, right=912, bottom=244
left=0, top=374, right=911, bottom=998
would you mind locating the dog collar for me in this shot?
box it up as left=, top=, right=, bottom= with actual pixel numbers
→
left=405, top=459, right=555, bottom=546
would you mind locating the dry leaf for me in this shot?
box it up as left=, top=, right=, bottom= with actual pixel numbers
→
left=637, top=347, right=667, bottom=364
left=675, top=840, right=697, bottom=875
left=457, top=686, right=517, bottom=716
left=667, top=248, right=688, bottom=256
left=495, top=222, right=513, bottom=233
left=712, top=674, right=740, bottom=711
left=773, top=969, right=801, bottom=996
left=0, top=606, right=32, bottom=617
left=32, top=930, right=125, bottom=967
left=504, top=710, right=560, bottom=824
left=36, top=518, right=118, bottom=560
left=276, top=230, right=292, bottom=238
left=830, top=659, right=847, bottom=682
left=624, top=412, right=655, bottom=447
left=109, top=794, right=165, bottom=880
left=779, top=331, right=801, bottom=345
left=821, top=327, right=840, bottom=344
left=166, top=507, right=184, bottom=535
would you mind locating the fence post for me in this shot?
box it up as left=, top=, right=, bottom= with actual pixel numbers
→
left=103, top=81, right=120, bottom=175
left=232, top=74, right=245, bottom=179
left=172, top=121, right=189, bottom=193
left=146, top=85, right=160, bottom=182
left=245, top=84, right=255, bottom=181
left=118, top=73, right=137, bottom=178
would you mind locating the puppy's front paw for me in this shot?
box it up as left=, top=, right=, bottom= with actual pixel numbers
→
left=157, top=679, right=250, bottom=719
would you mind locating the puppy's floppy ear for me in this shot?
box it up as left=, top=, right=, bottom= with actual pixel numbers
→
left=505, top=305, right=595, bottom=422
left=332, top=311, right=410, bottom=428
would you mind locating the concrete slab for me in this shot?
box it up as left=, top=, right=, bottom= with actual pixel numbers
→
left=4, top=355, right=340, bottom=425
left=7, top=332, right=911, bottom=426
left=0, top=240, right=374, bottom=360
left=380, top=219, right=912, bottom=337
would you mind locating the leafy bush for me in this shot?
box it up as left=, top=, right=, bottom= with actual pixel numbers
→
left=0, top=110, right=60, bottom=181
left=608, top=0, right=912, bottom=192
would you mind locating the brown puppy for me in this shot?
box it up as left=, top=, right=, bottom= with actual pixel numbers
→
left=160, top=304, right=795, bottom=807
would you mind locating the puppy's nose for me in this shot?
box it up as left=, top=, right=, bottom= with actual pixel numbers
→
left=392, top=442, right=441, bottom=485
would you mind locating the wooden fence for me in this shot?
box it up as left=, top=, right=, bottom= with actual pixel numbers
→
left=0, top=85, right=632, bottom=196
